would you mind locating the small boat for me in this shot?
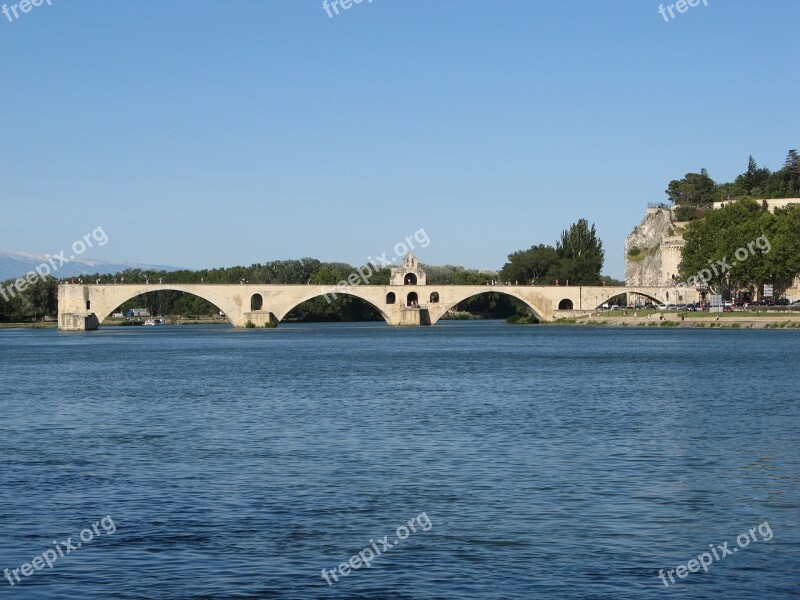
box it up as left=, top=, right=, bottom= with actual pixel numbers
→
left=143, top=318, right=166, bottom=326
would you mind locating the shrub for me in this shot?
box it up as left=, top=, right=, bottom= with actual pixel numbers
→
left=508, top=315, right=540, bottom=324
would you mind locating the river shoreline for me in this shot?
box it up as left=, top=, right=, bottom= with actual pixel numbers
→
left=4, top=313, right=800, bottom=330
left=548, top=312, right=800, bottom=329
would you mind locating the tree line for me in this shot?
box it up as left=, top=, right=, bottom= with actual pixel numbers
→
left=666, top=149, right=800, bottom=221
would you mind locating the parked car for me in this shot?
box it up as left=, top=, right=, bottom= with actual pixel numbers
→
left=686, top=303, right=697, bottom=311
left=775, top=298, right=790, bottom=306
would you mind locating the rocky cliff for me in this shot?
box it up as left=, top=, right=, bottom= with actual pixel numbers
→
left=624, top=209, right=672, bottom=286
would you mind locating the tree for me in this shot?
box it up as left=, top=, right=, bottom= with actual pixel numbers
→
left=308, top=265, right=341, bottom=285
left=784, top=149, right=799, bottom=169
left=735, top=155, right=771, bottom=197
left=18, top=276, right=58, bottom=320
left=764, top=204, right=800, bottom=299
left=554, top=219, right=605, bottom=284
left=499, top=244, right=558, bottom=284
left=499, top=219, right=606, bottom=285
left=680, top=199, right=762, bottom=292
left=679, top=199, right=800, bottom=299
left=666, top=170, right=717, bottom=208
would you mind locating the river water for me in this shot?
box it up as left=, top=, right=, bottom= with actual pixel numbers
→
left=0, top=322, right=798, bottom=599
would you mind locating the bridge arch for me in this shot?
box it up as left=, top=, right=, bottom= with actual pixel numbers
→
left=593, top=289, right=666, bottom=308
left=434, top=289, right=547, bottom=323
left=558, top=298, right=573, bottom=310
left=90, top=285, right=237, bottom=325
left=275, top=290, right=392, bottom=325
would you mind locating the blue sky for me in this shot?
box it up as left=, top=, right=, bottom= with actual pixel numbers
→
left=1, top=0, right=798, bottom=278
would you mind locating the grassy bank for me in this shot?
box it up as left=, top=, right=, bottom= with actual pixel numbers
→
left=0, top=322, right=57, bottom=329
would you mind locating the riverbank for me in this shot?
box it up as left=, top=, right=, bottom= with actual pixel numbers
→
left=0, top=316, right=232, bottom=329
left=0, top=322, right=57, bottom=329
left=551, top=311, right=800, bottom=329
left=101, top=316, right=230, bottom=326
left=6, top=313, right=800, bottom=330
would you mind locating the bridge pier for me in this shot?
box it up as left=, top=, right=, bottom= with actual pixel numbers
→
left=395, top=307, right=431, bottom=326
left=57, top=285, right=99, bottom=330
left=242, top=311, right=278, bottom=327
left=60, top=312, right=100, bottom=331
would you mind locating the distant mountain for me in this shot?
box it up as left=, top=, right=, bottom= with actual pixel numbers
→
left=0, top=249, right=182, bottom=281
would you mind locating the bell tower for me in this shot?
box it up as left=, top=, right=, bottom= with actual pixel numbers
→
left=390, top=253, right=427, bottom=286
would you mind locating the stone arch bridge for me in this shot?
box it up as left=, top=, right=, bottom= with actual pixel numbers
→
left=57, top=283, right=696, bottom=330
